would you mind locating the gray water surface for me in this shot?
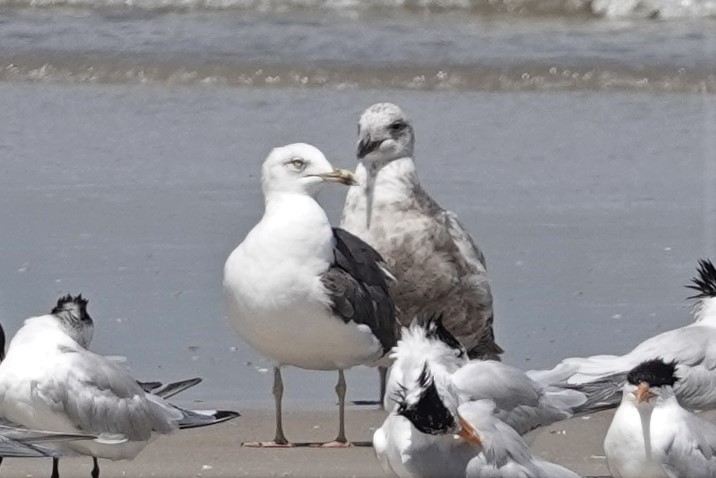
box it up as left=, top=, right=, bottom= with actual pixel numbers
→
left=0, top=83, right=714, bottom=407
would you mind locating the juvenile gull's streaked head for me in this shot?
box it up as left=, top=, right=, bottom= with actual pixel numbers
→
left=262, top=143, right=356, bottom=198
left=51, top=294, right=93, bottom=349
left=357, top=103, right=415, bottom=164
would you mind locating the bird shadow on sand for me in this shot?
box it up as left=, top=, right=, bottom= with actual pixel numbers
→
left=242, top=441, right=373, bottom=448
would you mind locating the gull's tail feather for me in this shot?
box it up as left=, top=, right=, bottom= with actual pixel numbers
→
left=175, top=408, right=240, bottom=430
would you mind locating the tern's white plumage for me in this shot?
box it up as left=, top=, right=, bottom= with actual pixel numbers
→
left=385, top=317, right=594, bottom=436
left=604, top=359, right=716, bottom=478
left=0, top=295, right=238, bottom=478
left=224, top=143, right=397, bottom=446
left=375, top=362, right=582, bottom=478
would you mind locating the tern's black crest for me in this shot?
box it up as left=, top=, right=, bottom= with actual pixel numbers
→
left=424, top=313, right=466, bottom=359
left=627, top=359, right=678, bottom=388
left=687, top=259, right=716, bottom=299
left=52, top=294, right=92, bottom=325
left=396, top=363, right=456, bottom=436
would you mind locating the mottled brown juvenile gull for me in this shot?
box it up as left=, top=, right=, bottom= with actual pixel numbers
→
left=340, top=102, right=502, bottom=404
left=224, top=143, right=397, bottom=447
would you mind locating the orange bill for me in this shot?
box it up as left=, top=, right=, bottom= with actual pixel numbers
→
left=457, top=415, right=482, bottom=447
left=636, top=383, right=656, bottom=403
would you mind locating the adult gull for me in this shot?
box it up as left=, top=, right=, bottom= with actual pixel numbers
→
left=340, top=102, right=501, bottom=402
left=224, top=143, right=398, bottom=447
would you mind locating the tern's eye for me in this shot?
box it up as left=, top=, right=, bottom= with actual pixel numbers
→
left=289, top=158, right=306, bottom=170
left=389, top=121, right=405, bottom=131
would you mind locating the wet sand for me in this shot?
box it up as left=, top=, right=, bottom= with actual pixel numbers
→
left=6, top=405, right=691, bottom=478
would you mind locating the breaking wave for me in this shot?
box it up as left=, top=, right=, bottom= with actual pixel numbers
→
left=0, top=0, right=715, bottom=19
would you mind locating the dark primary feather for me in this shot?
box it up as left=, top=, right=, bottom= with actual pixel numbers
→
left=321, top=228, right=398, bottom=354
left=175, top=408, right=240, bottom=430
left=687, top=259, right=716, bottom=299
left=138, top=378, right=203, bottom=400
left=627, top=359, right=679, bottom=388
left=561, top=372, right=628, bottom=412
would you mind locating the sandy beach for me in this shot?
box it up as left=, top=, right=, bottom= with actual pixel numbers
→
left=0, top=406, right=615, bottom=478
left=14, top=406, right=716, bottom=477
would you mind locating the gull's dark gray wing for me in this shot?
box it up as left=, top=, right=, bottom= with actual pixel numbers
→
left=321, top=228, right=397, bottom=354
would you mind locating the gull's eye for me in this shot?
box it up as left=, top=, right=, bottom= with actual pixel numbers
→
left=389, top=121, right=405, bottom=132
left=289, top=158, right=306, bottom=170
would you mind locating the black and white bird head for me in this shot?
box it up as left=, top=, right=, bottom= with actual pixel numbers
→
left=395, top=362, right=482, bottom=447
left=51, top=294, right=94, bottom=349
left=261, top=143, right=357, bottom=198
left=687, top=259, right=716, bottom=323
left=357, top=103, right=415, bottom=164
left=624, top=359, right=679, bottom=407
left=424, top=313, right=467, bottom=361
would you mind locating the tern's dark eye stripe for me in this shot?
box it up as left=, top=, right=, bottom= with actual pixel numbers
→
left=389, top=121, right=406, bottom=130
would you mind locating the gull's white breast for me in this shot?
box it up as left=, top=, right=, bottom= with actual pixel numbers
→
left=224, top=195, right=383, bottom=370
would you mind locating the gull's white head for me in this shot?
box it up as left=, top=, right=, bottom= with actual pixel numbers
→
left=51, top=294, right=94, bottom=349
left=261, top=143, right=356, bottom=198
left=357, top=103, right=415, bottom=164
left=623, top=359, right=679, bottom=408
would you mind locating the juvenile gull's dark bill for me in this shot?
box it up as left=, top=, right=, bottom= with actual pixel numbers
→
left=340, top=102, right=501, bottom=406
left=224, top=143, right=397, bottom=447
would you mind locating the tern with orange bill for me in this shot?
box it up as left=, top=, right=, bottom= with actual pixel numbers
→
left=604, top=358, right=716, bottom=478
left=373, top=362, right=582, bottom=478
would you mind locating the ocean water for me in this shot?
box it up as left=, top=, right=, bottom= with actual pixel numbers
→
left=0, top=1, right=714, bottom=407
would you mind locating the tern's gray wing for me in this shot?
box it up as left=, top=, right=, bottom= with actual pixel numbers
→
left=538, top=325, right=716, bottom=411
left=452, top=361, right=584, bottom=435
left=0, top=436, right=57, bottom=458
left=460, top=401, right=582, bottom=478
left=0, top=425, right=95, bottom=457
left=321, top=228, right=397, bottom=354
left=39, top=345, right=180, bottom=441
left=663, top=412, right=716, bottom=477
